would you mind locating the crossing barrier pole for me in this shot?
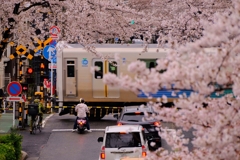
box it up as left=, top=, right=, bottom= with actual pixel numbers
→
left=24, top=106, right=28, bottom=126
left=13, top=101, right=16, bottom=127
left=3, top=98, right=6, bottom=114
left=18, top=102, right=23, bottom=128
left=21, top=101, right=25, bottom=128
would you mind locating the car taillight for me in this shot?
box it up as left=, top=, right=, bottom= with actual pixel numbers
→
left=100, top=146, right=105, bottom=159
left=117, top=122, right=122, bottom=126
left=154, top=121, right=161, bottom=126
left=142, top=145, right=147, bottom=157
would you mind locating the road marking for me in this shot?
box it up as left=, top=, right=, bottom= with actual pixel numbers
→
left=0, top=130, right=6, bottom=133
left=42, top=114, right=54, bottom=128
left=52, top=129, right=105, bottom=132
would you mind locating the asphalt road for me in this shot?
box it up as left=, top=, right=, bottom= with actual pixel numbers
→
left=18, top=114, right=194, bottom=160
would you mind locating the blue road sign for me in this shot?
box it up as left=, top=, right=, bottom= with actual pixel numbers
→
left=51, top=56, right=57, bottom=64
left=115, top=37, right=119, bottom=43
left=50, top=40, right=57, bottom=47
left=36, top=50, right=42, bottom=56
left=43, top=45, right=56, bottom=62
left=7, top=81, right=22, bottom=96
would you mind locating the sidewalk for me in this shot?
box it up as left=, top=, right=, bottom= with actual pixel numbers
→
left=0, top=113, right=50, bottom=134
left=0, top=113, right=14, bottom=133
left=0, top=113, right=52, bottom=160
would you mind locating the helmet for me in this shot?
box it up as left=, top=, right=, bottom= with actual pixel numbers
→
left=80, top=98, right=85, bottom=103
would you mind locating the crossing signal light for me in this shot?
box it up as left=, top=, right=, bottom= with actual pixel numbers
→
left=40, top=63, right=45, bottom=69
left=21, top=83, right=28, bottom=92
left=27, top=67, right=33, bottom=74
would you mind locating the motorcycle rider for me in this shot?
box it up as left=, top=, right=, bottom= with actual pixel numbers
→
left=72, top=98, right=92, bottom=132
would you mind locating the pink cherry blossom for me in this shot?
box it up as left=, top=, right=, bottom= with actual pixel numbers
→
left=1, top=0, right=240, bottom=159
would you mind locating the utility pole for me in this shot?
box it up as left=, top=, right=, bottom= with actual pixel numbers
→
left=33, top=55, right=41, bottom=92
left=0, top=58, right=4, bottom=112
left=0, top=59, right=5, bottom=89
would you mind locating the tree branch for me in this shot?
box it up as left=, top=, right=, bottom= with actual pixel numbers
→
left=14, top=1, right=52, bottom=15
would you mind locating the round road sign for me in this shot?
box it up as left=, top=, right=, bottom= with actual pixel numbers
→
left=7, top=81, right=22, bottom=96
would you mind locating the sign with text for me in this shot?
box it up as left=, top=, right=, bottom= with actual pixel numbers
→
left=7, top=97, right=23, bottom=102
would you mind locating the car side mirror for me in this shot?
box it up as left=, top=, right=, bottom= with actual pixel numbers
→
left=113, top=114, right=118, bottom=119
left=97, top=137, right=103, bottom=142
left=146, top=135, right=153, bottom=141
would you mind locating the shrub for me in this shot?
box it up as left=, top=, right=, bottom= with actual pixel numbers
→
left=0, top=128, right=22, bottom=160
left=0, top=143, right=15, bottom=160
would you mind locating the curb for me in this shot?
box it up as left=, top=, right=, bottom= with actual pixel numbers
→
left=21, top=151, right=28, bottom=160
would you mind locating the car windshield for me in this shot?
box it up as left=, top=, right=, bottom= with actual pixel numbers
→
left=122, top=112, right=153, bottom=122
left=105, top=132, right=142, bottom=148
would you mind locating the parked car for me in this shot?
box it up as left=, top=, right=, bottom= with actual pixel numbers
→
left=97, top=125, right=148, bottom=160
left=114, top=105, right=162, bottom=151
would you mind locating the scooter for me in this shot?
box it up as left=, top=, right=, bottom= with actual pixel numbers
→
left=77, top=117, right=87, bottom=134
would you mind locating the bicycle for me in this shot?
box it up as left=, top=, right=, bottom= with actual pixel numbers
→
left=30, top=114, right=42, bottom=134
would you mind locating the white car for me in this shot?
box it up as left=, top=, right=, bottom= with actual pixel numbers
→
left=97, top=125, right=148, bottom=160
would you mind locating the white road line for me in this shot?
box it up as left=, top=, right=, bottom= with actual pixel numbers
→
left=52, top=129, right=105, bottom=132
left=42, top=114, right=54, bottom=128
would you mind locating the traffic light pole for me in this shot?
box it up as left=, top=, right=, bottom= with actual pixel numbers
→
left=35, top=72, right=40, bottom=92
left=33, top=56, right=41, bottom=92
left=50, top=62, right=53, bottom=97
left=50, top=62, right=53, bottom=113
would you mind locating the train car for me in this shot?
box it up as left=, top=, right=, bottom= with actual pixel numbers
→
left=56, top=44, right=226, bottom=119
left=56, top=44, right=170, bottom=119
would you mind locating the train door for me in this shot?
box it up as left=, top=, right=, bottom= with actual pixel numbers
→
left=92, top=59, right=119, bottom=98
left=65, top=59, right=77, bottom=96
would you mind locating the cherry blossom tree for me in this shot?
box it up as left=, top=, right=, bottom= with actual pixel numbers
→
left=1, top=0, right=239, bottom=159
left=102, top=0, right=240, bottom=159
left=0, top=0, right=231, bottom=58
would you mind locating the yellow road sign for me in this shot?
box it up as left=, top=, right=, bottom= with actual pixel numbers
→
left=16, top=45, right=27, bottom=55
left=34, top=37, right=52, bottom=53
left=34, top=38, right=43, bottom=53
left=44, top=37, right=52, bottom=46
left=27, top=54, right=33, bottom=60
left=9, top=41, right=15, bottom=46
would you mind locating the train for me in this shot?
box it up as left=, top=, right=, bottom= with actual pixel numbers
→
left=56, top=44, right=228, bottom=119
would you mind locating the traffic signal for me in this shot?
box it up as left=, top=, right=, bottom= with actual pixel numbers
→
left=21, top=83, right=28, bottom=92
left=40, top=63, right=45, bottom=70
left=40, top=75, right=49, bottom=82
left=27, top=67, right=33, bottom=74
left=26, top=78, right=34, bottom=83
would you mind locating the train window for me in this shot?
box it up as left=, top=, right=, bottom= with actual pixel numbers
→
left=95, top=61, right=103, bottom=79
left=139, top=59, right=157, bottom=69
left=67, top=61, right=75, bottom=64
left=67, top=66, right=75, bottom=77
left=109, top=61, right=117, bottom=75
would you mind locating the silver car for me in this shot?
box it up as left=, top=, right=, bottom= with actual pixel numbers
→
left=97, top=125, right=148, bottom=160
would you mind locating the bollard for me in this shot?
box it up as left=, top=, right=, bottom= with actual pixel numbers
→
left=24, top=106, right=28, bottom=126
left=18, top=102, right=23, bottom=128
left=3, top=98, right=6, bottom=114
